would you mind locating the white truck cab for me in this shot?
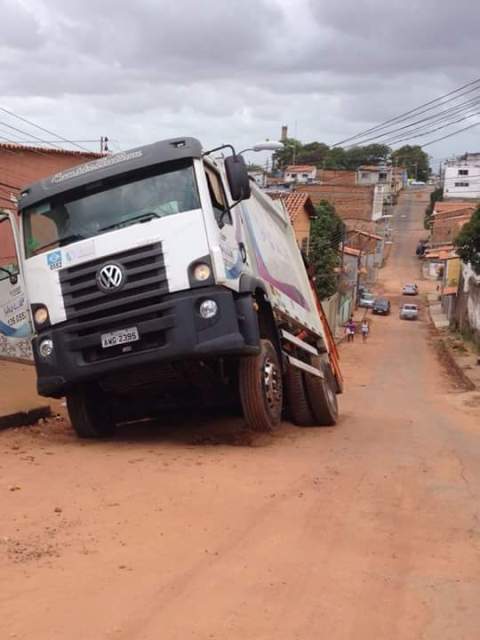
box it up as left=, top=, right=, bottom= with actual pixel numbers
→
left=2, top=137, right=341, bottom=437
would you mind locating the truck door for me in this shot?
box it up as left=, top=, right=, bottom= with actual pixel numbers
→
left=204, top=164, right=244, bottom=288
left=0, top=211, right=33, bottom=360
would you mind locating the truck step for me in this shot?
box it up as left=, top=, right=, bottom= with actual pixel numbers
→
left=286, top=354, right=323, bottom=378
left=281, top=330, right=319, bottom=356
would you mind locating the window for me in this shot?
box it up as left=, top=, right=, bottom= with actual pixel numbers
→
left=204, top=165, right=231, bottom=227
left=454, top=181, right=470, bottom=187
left=0, top=215, right=19, bottom=281
left=22, top=160, right=200, bottom=258
left=458, top=169, right=469, bottom=176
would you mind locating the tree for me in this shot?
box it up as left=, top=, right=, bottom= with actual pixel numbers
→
left=424, top=187, right=443, bottom=229
left=308, top=200, right=345, bottom=299
left=454, top=206, right=480, bottom=275
left=296, top=141, right=330, bottom=167
left=272, top=137, right=303, bottom=170
left=342, top=144, right=391, bottom=170
left=246, top=162, right=263, bottom=172
left=391, top=145, right=430, bottom=182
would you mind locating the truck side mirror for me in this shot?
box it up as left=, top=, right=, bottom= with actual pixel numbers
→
left=225, top=155, right=251, bottom=202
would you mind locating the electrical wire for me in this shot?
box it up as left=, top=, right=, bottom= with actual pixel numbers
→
left=0, top=105, right=93, bottom=153
left=333, top=77, right=480, bottom=147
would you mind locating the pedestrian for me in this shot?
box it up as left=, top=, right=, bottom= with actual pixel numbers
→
left=361, top=319, right=369, bottom=342
left=345, top=317, right=356, bottom=343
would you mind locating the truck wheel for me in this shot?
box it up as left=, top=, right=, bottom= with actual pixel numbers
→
left=285, top=365, right=315, bottom=426
left=239, top=339, right=283, bottom=431
left=304, top=359, right=338, bottom=426
left=66, top=384, right=116, bottom=439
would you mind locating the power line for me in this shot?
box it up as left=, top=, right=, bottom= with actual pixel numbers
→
left=344, top=94, right=480, bottom=148
left=0, top=105, right=93, bottom=153
left=421, top=121, right=480, bottom=148
left=0, top=120, right=65, bottom=151
left=333, top=76, right=480, bottom=147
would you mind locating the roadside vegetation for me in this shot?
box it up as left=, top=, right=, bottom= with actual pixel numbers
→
left=454, top=205, right=480, bottom=275
left=308, top=200, right=345, bottom=300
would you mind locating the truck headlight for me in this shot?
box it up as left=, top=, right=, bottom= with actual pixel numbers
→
left=193, top=263, right=211, bottom=282
left=199, top=299, right=218, bottom=319
left=38, top=339, right=54, bottom=359
left=34, top=306, right=49, bottom=326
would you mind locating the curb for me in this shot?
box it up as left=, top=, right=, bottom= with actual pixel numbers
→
left=0, top=406, right=52, bottom=431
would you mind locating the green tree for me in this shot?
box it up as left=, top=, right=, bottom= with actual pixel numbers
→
left=296, top=141, right=330, bottom=167
left=272, top=137, right=303, bottom=170
left=391, top=145, right=430, bottom=182
left=454, top=206, right=480, bottom=275
left=308, top=200, right=345, bottom=299
left=342, top=144, right=391, bottom=170
left=424, top=187, right=443, bottom=229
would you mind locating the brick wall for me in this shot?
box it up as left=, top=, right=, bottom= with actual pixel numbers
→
left=0, top=145, right=101, bottom=262
left=318, top=169, right=357, bottom=185
left=298, top=184, right=375, bottom=223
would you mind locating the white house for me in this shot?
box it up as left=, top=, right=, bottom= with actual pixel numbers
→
left=284, top=164, right=317, bottom=184
left=443, top=154, right=480, bottom=200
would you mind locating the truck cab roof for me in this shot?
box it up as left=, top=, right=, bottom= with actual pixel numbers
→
left=19, top=137, right=203, bottom=210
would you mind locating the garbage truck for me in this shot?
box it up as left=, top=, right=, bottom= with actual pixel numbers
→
left=0, top=137, right=342, bottom=437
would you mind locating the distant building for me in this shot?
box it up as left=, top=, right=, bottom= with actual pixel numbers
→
left=430, top=201, right=478, bottom=246
left=268, top=191, right=316, bottom=253
left=298, top=183, right=380, bottom=224
left=443, top=154, right=480, bottom=199
left=318, top=169, right=356, bottom=186
left=284, top=164, right=317, bottom=185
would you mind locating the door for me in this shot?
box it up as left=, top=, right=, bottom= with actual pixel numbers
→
left=0, top=212, right=33, bottom=360
left=204, top=164, right=244, bottom=288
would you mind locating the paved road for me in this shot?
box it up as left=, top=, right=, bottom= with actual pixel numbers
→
left=2, top=189, right=480, bottom=639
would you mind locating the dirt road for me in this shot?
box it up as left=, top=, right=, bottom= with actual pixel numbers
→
left=2, top=189, right=480, bottom=639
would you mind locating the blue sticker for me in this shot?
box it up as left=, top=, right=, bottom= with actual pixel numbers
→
left=47, top=250, right=62, bottom=270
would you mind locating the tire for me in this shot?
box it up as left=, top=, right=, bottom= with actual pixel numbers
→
left=66, top=384, right=116, bottom=439
left=239, top=339, right=283, bottom=432
left=304, top=358, right=338, bottom=426
left=285, top=365, right=316, bottom=426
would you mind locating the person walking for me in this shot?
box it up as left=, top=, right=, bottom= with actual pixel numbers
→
left=345, top=317, right=356, bottom=343
left=361, top=319, right=369, bottom=343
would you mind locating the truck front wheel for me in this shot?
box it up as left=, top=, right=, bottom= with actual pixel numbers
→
left=66, top=384, right=116, bottom=439
left=239, top=339, right=283, bottom=431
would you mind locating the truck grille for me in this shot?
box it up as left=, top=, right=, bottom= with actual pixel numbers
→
left=59, top=242, right=173, bottom=363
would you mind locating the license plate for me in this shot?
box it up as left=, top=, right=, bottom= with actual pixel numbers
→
left=101, top=327, right=139, bottom=349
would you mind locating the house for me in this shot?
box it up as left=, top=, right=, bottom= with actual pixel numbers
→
left=0, top=142, right=103, bottom=214
left=430, top=201, right=477, bottom=247
left=268, top=191, right=316, bottom=253
left=356, top=165, right=390, bottom=186
left=345, top=228, right=384, bottom=276
left=443, top=153, right=480, bottom=200
left=284, top=164, right=317, bottom=185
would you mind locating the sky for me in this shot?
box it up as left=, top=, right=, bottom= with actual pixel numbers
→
left=1, top=0, right=480, bottom=169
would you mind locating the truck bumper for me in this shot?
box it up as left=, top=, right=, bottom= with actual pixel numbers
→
left=33, top=287, right=260, bottom=397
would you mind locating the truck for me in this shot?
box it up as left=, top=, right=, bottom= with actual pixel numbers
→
left=0, top=137, right=342, bottom=437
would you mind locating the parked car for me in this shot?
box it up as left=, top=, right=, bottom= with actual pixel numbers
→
left=372, top=298, right=391, bottom=315
left=359, top=292, right=375, bottom=308
left=402, top=283, right=418, bottom=295
left=400, top=304, right=419, bottom=320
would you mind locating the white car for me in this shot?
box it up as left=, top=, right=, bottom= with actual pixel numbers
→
left=400, top=304, right=418, bottom=320
left=359, top=292, right=375, bottom=308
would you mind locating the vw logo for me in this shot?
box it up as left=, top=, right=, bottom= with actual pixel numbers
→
left=96, top=263, right=125, bottom=292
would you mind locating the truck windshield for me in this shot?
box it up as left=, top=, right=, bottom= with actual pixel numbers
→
left=22, top=161, right=200, bottom=258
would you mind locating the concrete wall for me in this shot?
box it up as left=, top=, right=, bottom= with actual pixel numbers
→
left=453, top=264, right=480, bottom=343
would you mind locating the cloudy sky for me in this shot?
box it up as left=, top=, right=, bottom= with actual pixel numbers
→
left=1, top=0, right=480, bottom=167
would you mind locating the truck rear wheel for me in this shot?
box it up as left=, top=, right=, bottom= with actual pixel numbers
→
left=239, top=339, right=283, bottom=431
left=66, top=384, right=116, bottom=439
left=285, top=366, right=315, bottom=426
left=304, top=359, right=338, bottom=426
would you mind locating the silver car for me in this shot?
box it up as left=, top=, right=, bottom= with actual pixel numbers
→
left=402, top=283, right=418, bottom=295
left=359, top=292, right=375, bottom=308
left=400, top=303, right=418, bottom=320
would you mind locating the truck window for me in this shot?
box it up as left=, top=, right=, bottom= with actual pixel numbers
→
left=204, top=166, right=232, bottom=227
left=0, top=215, right=19, bottom=281
left=22, top=161, right=200, bottom=258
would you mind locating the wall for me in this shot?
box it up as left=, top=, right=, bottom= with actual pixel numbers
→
left=318, top=169, right=357, bottom=186
left=443, top=163, right=480, bottom=199
left=298, top=184, right=374, bottom=223
left=291, top=207, right=311, bottom=252
left=454, top=264, right=480, bottom=343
